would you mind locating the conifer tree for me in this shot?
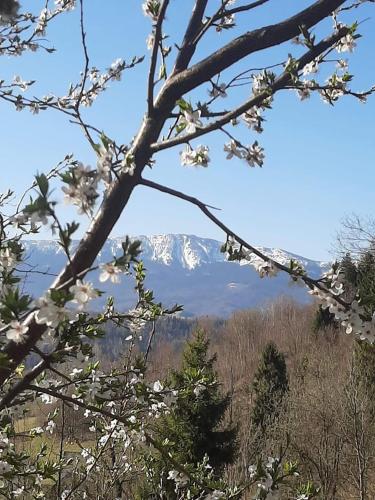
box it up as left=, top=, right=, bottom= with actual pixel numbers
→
left=353, top=251, right=375, bottom=400
left=313, top=304, right=337, bottom=332
left=139, top=330, right=237, bottom=498
left=251, top=342, right=289, bottom=434
left=160, top=329, right=237, bottom=470
left=313, top=253, right=357, bottom=331
left=341, top=252, right=358, bottom=297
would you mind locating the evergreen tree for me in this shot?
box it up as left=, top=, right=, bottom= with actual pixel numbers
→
left=251, top=342, right=289, bottom=434
left=313, top=253, right=358, bottom=332
left=341, top=252, right=358, bottom=296
left=353, top=251, right=375, bottom=400
left=138, top=330, right=237, bottom=498
left=313, top=304, right=337, bottom=332
left=357, top=251, right=375, bottom=311
left=161, top=329, right=237, bottom=469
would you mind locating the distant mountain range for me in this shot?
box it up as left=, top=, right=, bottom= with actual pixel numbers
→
left=22, top=234, right=328, bottom=317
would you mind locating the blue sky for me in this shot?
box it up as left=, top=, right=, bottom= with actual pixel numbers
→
left=1, top=0, right=374, bottom=261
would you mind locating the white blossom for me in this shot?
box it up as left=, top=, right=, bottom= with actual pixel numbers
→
left=253, top=259, right=279, bottom=278
left=248, top=464, right=257, bottom=479
left=153, top=380, right=163, bottom=393
left=337, top=59, right=348, bottom=71
left=12, top=75, right=30, bottom=91
left=0, top=433, right=9, bottom=449
left=252, top=71, right=270, bottom=95
left=167, top=469, right=189, bottom=487
left=99, top=263, right=122, bottom=283
left=208, top=83, right=227, bottom=98
left=302, top=59, right=319, bottom=75
left=62, top=163, right=99, bottom=215
left=320, top=74, right=346, bottom=103
left=142, top=1, right=160, bottom=21
left=242, top=142, right=265, bottom=167
left=46, top=420, right=56, bottom=434
left=179, top=109, right=203, bottom=134
left=193, top=383, right=206, bottom=397
left=40, top=393, right=56, bottom=405
left=216, top=14, right=235, bottom=32
left=336, top=33, right=356, bottom=53
left=69, top=280, right=98, bottom=309
left=296, top=79, right=315, bottom=101
left=70, top=368, right=83, bottom=378
left=242, top=107, right=263, bottom=133
left=0, top=460, right=12, bottom=474
left=224, top=140, right=242, bottom=159
left=0, top=247, right=17, bottom=272
left=205, top=491, right=226, bottom=500
left=180, top=145, right=210, bottom=167
left=97, top=147, right=113, bottom=185
left=12, top=487, right=25, bottom=497
left=109, top=58, right=125, bottom=81
left=35, top=294, right=71, bottom=328
left=121, top=153, right=136, bottom=176
left=146, top=33, right=155, bottom=50
left=6, top=320, right=28, bottom=343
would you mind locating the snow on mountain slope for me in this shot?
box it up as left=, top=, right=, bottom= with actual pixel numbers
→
left=22, top=234, right=329, bottom=316
left=23, top=234, right=327, bottom=273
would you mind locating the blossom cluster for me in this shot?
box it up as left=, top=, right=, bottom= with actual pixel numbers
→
left=1, top=46, right=140, bottom=117
left=0, top=1, right=75, bottom=57
left=224, top=139, right=265, bottom=168
left=309, top=267, right=375, bottom=343
left=59, top=147, right=135, bottom=215
left=180, top=145, right=210, bottom=167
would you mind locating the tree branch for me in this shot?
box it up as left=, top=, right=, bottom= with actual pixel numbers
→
left=155, top=0, right=346, bottom=111
left=151, top=26, right=349, bottom=153
left=212, top=0, right=270, bottom=22
left=139, top=177, right=349, bottom=306
left=147, top=0, right=170, bottom=115
left=173, top=0, right=208, bottom=73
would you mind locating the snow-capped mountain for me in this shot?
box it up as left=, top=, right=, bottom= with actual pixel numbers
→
left=22, top=234, right=328, bottom=317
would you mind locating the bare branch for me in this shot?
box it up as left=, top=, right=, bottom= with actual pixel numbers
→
left=336, top=214, right=375, bottom=257
left=212, top=0, right=270, bottom=22
left=139, top=178, right=338, bottom=297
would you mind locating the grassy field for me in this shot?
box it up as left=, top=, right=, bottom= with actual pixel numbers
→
left=15, top=414, right=93, bottom=459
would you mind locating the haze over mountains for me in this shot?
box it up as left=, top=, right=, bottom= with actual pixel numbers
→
left=22, top=234, right=328, bottom=317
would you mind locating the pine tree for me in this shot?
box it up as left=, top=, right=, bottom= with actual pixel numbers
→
left=160, top=329, right=237, bottom=469
left=251, top=342, right=289, bottom=434
left=138, top=330, right=237, bottom=498
left=313, top=304, right=337, bottom=332
left=353, top=251, right=375, bottom=401
left=341, top=252, right=358, bottom=296
left=313, top=253, right=357, bottom=332
left=357, top=251, right=375, bottom=311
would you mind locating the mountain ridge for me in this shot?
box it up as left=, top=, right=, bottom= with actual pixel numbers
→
left=24, top=233, right=328, bottom=273
left=22, top=234, right=328, bottom=316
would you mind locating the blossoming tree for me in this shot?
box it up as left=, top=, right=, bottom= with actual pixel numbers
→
left=0, top=0, right=374, bottom=497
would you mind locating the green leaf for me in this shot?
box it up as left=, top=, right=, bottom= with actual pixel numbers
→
left=35, top=173, right=49, bottom=197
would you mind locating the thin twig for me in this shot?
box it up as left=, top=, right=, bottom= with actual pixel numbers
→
left=147, top=0, right=170, bottom=115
